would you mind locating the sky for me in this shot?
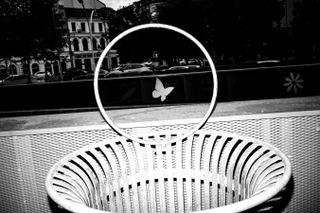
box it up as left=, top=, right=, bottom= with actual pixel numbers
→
left=100, top=0, right=138, bottom=10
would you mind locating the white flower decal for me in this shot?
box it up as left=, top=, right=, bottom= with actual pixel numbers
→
left=283, top=72, right=304, bottom=94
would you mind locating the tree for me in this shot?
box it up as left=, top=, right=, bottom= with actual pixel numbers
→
left=106, top=0, right=285, bottom=65
left=152, top=0, right=286, bottom=63
left=96, top=7, right=115, bottom=39
left=236, top=0, right=285, bottom=60
left=107, top=3, right=151, bottom=40
left=0, top=0, right=67, bottom=67
left=291, top=0, right=320, bottom=61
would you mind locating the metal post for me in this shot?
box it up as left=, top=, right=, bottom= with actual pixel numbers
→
left=89, top=10, right=96, bottom=72
left=100, top=18, right=111, bottom=70
left=78, top=0, right=95, bottom=72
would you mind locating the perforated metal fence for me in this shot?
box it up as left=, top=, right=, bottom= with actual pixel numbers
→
left=0, top=110, right=319, bottom=212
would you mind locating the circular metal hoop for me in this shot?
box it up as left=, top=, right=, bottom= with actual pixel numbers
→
left=93, top=23, right=218, bottom=144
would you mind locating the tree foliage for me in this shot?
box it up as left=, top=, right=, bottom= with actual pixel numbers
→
left=291, top=0, right=320, bottom=61
left=108, top=0, right=287, bottom=64
left=107, top=4, right=151, bottom=39
left=0, top=0, right=67, bottom=59
left=156, top=0, right=285, bottom=63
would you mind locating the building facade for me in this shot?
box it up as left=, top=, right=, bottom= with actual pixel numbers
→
left=61, top=0, right=119, bottom=72
left=0, top=0, right=119, bottom=79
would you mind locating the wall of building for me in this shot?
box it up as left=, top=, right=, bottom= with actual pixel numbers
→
left=0, top=59, right=63, bottom=76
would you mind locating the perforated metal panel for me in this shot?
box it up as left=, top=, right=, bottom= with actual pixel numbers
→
left=0, top=136, right=25, bottom=213
left=0, top=111, right=319, bottom=213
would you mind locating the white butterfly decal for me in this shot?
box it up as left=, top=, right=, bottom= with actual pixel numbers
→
left=152, top=78, right=174, bottom=102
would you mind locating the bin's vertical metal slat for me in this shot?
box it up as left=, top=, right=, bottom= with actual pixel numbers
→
left=175, top=138, right=184, bottom=212
left=121, top=138, right=141, bottom=213
left=133, top=142, right=148, bottom=213
left=194, top=133, right=205, bottom=211
left=184, top=135, right=193, bottom=211
left=146, top=144, right=157, bottom=213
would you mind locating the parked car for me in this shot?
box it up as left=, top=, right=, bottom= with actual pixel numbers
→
left=104, top=70, right=122, bottom=78
left=72, top=68, right=109, bottom=80
left=167, top=64, right=201, bottom=72
left=32, top=71, right=52, bottom=82
left=0, top=70, right=7, bottom=81
left=99, top=69, right=109, bottom=75
left=113, top=63, right=152, bottom=76
left=257, top=59, right=280, bottom=64
left=63, top=69, right=88, bottom=81
left=168, top=65, right=190, bottom=71
left=0, top=74, right=31, bottom=86
left=73, top=73, right=106, bottom=80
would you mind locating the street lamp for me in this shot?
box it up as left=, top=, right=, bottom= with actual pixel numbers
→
left=78, top=0, right=111, bottom=71
left=90, top=10, right=112, bottom=71
left=89, top=10, right=96, bottom=70
left=78, top=0, right=95, bottom=72
left=94, top=8, right=112, bottom=70
left=97, top=9, right=112, bottom=70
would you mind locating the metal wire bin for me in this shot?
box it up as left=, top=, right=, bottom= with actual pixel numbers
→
left=46, top=24, right=291, bottom=213
left=46, top=130, right=291, bottom=213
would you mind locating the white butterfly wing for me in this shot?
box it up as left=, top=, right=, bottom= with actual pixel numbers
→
left=152, top=90, right=161, bottom=98
left=163, top=87, right=174, bottom=96
left=160, top=87, right=175, bottom=102
left=152, top=78, right=174, bottom=102
left=155, top=78, right=165, bottom=91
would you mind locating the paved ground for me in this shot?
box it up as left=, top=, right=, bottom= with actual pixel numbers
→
left=0, top=96, right=319, bottom=132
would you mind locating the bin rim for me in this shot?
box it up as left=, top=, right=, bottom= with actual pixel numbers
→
left=46, top=129, right=292, bottom=213
left=93, top=23, right=218, bottom=145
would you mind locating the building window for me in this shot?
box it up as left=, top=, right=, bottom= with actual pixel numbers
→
left=53, top=61, right=59, bottom=75
left=31, top=63, right=39, bottom=75
left=61, top=62, right=67, bottom=72
left=111, top=57, right=118, bottom=69
left=84, top=59, right=91, bottom=72
left=92, top=38, right=97, bottom=50
left=9, top=64, right=17, bottom=75
left=75, top=59, right=82, bottom=69
left=100, top=38, right=106, bottom=49
left=81, top=22, right=86, bottom=32
left=98, top=23, right=103, bottom=32
left=23, top=64, right=29, bottom=75
left=73, top=39, right=79, bottom=51
left=82, top=38, right=89, bottom=51
left=45, top=62, right=52, bottom=74
left=71, top=22, right=76, bottom=32
left=102, top=59, right=108, bottom=69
